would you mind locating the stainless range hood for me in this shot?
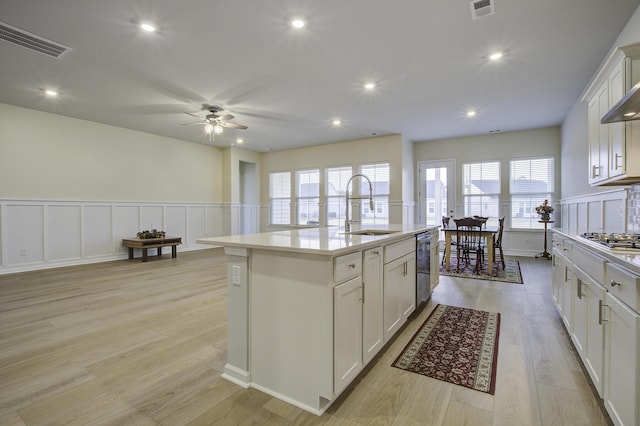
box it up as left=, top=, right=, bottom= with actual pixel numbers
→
left=601, top=81, right=640, bottom=123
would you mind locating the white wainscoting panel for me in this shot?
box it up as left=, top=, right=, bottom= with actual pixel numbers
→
left=114, top=205, right=140, bottom=255
left=0, top=200, right=231, bottom=274
left=560, top=188, right=628, bottom=237
left=84, top=205, right=113, bottom=257
left=6, top=204, right=44, bottom=266
left=187, top=206, right=206, bottom=245
left=47, top=204, right=82, bottom=261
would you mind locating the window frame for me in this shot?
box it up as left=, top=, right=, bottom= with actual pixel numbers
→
left=509, top=156, right=555, bottom=230
left=461, top=160, right=501, bottom=227
left=359, top=162, right=390, bottom=226
left=295, top=168, right=320, bottom=225
left=269, top=171, right=292, bottom=225
left=325, top=165, right=353, bottom=227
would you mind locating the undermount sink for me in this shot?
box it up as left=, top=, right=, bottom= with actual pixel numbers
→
left=347, top=229, right=400, bottom=236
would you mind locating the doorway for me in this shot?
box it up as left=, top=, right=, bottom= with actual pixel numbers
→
left=418, top=159, right=456, bottom=228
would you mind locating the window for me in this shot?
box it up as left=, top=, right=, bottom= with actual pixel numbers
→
left=462, top=161, right=500, bottom=226
left=510, top=157, right=554, bottom=229
left=296, top=169, right=320, bottom=225
left=326, top=166, right=352, bottom=226
left=360, top=162, right=390, bottom=225
left=269, top=171, right=291, bottom=225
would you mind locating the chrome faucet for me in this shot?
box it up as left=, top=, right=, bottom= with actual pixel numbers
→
left=344, top=173, right=375, bottom=233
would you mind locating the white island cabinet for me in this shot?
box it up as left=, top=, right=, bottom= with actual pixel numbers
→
left=198, top=225, right=437, bottom=415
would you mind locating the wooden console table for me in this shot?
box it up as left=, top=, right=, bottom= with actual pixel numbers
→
left=122, top=237, right=182, bottom=262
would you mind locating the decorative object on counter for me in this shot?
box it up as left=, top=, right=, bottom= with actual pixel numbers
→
left=393, top=304, right=500, bottom=395
left=535, top=199, right=554, bottom=221
left=136, top=229, right=166, bottom=239
left=440, top=257, right=522, bottom=284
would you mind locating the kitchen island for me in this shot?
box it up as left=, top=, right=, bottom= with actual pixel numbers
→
left=197, top=224, right=438, bottom=415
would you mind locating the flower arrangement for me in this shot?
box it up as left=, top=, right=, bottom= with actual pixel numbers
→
left=535, top=200, right=554, bottom=220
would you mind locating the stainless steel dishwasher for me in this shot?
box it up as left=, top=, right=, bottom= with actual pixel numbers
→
left=415, top=231, right=431, bottom=308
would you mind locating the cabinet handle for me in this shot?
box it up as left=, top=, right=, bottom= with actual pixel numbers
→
left=598, top=299, right=608, bottom=325
left=592, top=164, right=601, bottom=178
left=359, top=285, right=365, bottom=303
left=577, top=279, right=583, bottom=300
left=610, top=280, right=621, bottom=288
left=614, top=153, right=622, bottom=170
left=373, top=250, right=379, bottom=255
left=348, top=263, right=356, bottom=269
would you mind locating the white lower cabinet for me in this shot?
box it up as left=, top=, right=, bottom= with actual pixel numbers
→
left=603, top=292, right=640, bottom=426
left=334, top=275, right=364, bottom=394
left=552, top=233, right=640, bottom=426
left=362, top=247, right=383, bottom=365
left=383, top=251, right=416, bottom=341
left=571, top=267, right=606, bottom=396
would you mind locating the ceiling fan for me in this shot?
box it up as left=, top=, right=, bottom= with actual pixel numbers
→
left=182, top=105, right=248, bottom=140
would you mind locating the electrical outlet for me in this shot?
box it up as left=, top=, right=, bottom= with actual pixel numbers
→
left=232, top=265, right=241, bottom=286
left=20, top=248, right=27, bottom=256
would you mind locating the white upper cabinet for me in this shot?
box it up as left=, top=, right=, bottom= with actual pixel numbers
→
left=583, top=43, right=640, bottom=186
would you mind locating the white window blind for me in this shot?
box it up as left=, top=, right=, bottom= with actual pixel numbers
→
left=326, top=166, right=352, bottom=226
left=462, top=161, right=500, bottom=226
left=269, top=171, right=291, bottom=225
left=360, top=162, right=390, bottom=225
left=296, top=169, right=320, bottom=225
left=510, top=157, right=554, bottom=229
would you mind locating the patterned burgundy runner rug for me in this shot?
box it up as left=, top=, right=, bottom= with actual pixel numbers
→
left=392, top=304, right=501, bottom=394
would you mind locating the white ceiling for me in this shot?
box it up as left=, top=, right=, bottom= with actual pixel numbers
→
left=1, top=0, right=638, bottom=152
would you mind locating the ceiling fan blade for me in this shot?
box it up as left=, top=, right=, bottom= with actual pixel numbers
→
left=180, top=121, right=204, bottom=126
left=217, top=114, right=234, bottom=121
left=220, top=122, right=248, bottom=129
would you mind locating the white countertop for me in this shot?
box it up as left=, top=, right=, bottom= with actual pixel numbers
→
left=552, top=230, right=640, bottom=275
left=197, top=224, right=435, bottom=256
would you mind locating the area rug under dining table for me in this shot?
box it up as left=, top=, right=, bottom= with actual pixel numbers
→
left=440, top=257, right=523, bottom=284
left=392, top=304, right=501, bottom=394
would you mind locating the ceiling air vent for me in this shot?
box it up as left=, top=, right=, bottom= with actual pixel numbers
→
left=0, top=21, right=71, bottom=58
left=470, top=0, right=495, bottom=20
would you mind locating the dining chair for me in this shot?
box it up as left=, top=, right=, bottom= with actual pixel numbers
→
left=441, top=216, right=451, bottom=266
left=493, top=217, right=506, bottom=269
left=473, top=216, right=489, bottom=263
left=453, top=217, right=484, bottom=274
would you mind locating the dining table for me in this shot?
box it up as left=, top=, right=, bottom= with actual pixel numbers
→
left=442, top=226, right=499, bottom=274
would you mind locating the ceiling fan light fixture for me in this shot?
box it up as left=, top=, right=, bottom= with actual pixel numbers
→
left=204, top=123, right=214, bottom=134
left=213, top=124, right=224, bottom=135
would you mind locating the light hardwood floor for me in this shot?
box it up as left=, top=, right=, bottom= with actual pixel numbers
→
left=0, top=249, right=612, bottom=425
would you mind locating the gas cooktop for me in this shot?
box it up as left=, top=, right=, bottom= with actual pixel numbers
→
left=580, top=232, right=640, bottom=251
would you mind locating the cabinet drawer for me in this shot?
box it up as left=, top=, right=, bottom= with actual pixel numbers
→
left=384, top=238, right=415, bottom=263
left=606, top=263, right=640, bottom=311
left=573, top=244, right=605, bottom=283
left=334, top=252, right=362, bottom=283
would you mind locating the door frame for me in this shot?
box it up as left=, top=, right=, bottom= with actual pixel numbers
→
left=417, top=159, right=457, bottom=226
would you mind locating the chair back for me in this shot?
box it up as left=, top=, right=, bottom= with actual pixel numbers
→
left=473, top=215, right=489, bottom=228
left=453, top=217, right=484, bottom=250
left=442, top=216, right=450, bottom=228
left=494, top=217, right=505, bottom=248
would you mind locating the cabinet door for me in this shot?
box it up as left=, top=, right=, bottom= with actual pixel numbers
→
left=334, top=276, right=363, bottom=394
left=561, top=264, right=574, bottom=331
left=604, top=293, right=640, bottom=426
left=401, top=254, right=416, bottom=319
left=572, top=271, right=606, bottom=397
left=608, top=60, right=626, bottom=178
left=588, top=89, right=606, bottom=184
left=363, top=247, right=383, bottom=365
left=551, top=252, right=563, bottom=309
left=383, top=256, right=404, bottom=341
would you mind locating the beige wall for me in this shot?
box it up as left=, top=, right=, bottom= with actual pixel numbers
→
left=260, top=134, right=406, bottom=202
left=0, top=103, right=223, bottom=203
left=414, top=126, right=562, bottom=209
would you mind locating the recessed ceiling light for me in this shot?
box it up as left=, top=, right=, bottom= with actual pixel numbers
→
left=140, top=22, right=157, bottom=32
left=466, top=110, right=476, bottom=117
left=236, top=138, right=244, bottom=144
left=332, top=119, right=342, bottom=126
left=364, top=82, right=376, bottom=90
left=291, top=19, right=305, bottom=29
left=45, top=89, right=58, bottom=97
left=489, top=52, right=503, bottom=61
